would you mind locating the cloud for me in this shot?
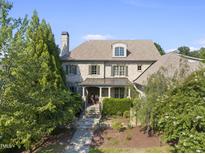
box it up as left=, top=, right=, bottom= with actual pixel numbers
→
left=166, top=46, right=199, bottom=53
left=83, top=34, right=113, bottom=40
left=197, top=38, right=205, bottom=47
left=189, top=46, right=199, bottom=51
left=166, top=48, right=177, bottom=53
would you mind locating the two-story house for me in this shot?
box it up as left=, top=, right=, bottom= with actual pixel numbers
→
left=60, top=32, right=161, bottom=103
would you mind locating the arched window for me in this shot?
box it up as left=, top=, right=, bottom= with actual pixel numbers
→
left=112, top=43, right=127, bottom=57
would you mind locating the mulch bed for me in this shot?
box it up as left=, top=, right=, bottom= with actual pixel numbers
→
left=91, top=118, right=163, bottom=149
left=31, top=127, right=75, bottom=153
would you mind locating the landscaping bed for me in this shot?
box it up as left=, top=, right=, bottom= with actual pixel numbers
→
left=90, top=116, right=171, bottom=153
left=31, top=127, right=75, bottom=153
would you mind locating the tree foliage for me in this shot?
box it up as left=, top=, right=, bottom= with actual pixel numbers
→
left=151, top=69, right=205, bottom=152
left=154, top=42, right=165, bottom=55
left=134, top=56, right=205, bottom=152
left=177, top=46, right=190, bottom=56
left=199, top=47, right=205, bottom=60
left=0, top=2, right=82, bottom=151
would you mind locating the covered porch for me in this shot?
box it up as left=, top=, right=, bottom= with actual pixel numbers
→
left=79, top=78, right=132, bottom=105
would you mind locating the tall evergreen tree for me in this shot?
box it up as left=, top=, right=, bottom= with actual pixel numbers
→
left=0, top=8, right=82, bottom=151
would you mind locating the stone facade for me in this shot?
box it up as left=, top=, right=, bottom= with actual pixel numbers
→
left=62, top=60, right=153, bottom=95
left=60, top=32, right=160, bottom=100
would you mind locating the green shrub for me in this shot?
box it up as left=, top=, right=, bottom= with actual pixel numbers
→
left=123, top=111, right=130, bottom=118
left=102, top=98, right=132, bottom=116
left=112, top=122, right=123, bottom=131
left=151, top=69, right=205, bottom=152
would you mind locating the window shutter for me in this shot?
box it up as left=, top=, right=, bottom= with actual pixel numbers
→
left=88, top=65, right=91, bottom=75
left=97, top=65, right=100, bottom=75
left=74, top=65, right=77, bottom=74
left=111, top=65, right=114, bottom=76
left=65, top=65, right=69, bottom=75
left=69, top=65, right=72, bottom=74
left=126, top=66, right=128, bottom=76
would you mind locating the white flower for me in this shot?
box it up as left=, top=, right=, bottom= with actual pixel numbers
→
left=196, top=150, right=201, bottom=153
left=196, top=116, right=203, bottom=120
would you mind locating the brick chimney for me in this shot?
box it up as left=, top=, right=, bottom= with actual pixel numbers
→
left=61, top=31, right=69, bottom=56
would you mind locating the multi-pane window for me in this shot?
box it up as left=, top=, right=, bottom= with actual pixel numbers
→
left=89, top=65, right=100, bottom=75
left=91, top=65, right=97, bottom=74
left=70, top=65, right=77, bottom=74
left=65, top=65, right=69, bottom=74
left=112, top=65, right=127, bottom=76
left=115, top=47, right=125, bottom=57
left=114, top=88, right=125, bottom=98
left=137, top=65, right=142, bottom=71
left=119, top=66, right=125, bottom=75
left=113, top=66, right=119, bottom=76
left=64, top=65, right=77, bottom=75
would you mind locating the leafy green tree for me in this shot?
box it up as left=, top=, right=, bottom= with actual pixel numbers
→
left=151, top=69, right=205, bottom=152
left=177, top=46, right=190, bottom=56
left=189, top=50, right=200, bottom=58
left=0, top=7, right=82, bottom=152
left=154, top=42, right=165, bottom=55
left=135, top=58, right=190, bottom=134
left=0, top=0, right=20, bottom=56
left=199, top=47, right=205, bottom=60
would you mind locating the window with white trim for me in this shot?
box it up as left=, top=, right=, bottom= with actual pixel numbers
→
left=115, top=47, right=125, bottom=57
left=112, top=43, right=127, bottom=57
left=112, top=65, right=128, bottom=76
left=89, top=65, right=100, bottom=75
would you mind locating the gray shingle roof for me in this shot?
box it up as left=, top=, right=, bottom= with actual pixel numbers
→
left=79, top=78, right=131, bottom=86
left=62, top=40, right=161, bottom=61
left=134, top=52, right=204, bottom=86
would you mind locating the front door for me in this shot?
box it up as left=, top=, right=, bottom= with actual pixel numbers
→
left=87, top=87, right=99, bottom=105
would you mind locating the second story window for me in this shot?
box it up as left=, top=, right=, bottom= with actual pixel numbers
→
left=70, top=65, right=77, bottom=74
left=89, top=65, right=100, bottom=75
left=115, top=47, right=125, bottom=57
left=64, top=64, right=77, bottom=75
left=112, top=65, right=128, bottom=76
left=65, top=65, right=69, bottom=75
left=137, top=65, right=142, bottom=71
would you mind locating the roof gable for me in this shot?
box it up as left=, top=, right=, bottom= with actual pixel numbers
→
left=62, top=40, right=161, bottom=61
left=134, top=52, right=204, bottom=85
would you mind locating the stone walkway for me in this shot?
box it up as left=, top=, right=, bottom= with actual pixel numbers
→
left=64, top=104, right=101, bottom=153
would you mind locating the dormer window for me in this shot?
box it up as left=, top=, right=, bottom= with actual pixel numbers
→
left=115, top=47, right=125, bottom=57
left=112, top=43, right=127, bottom=57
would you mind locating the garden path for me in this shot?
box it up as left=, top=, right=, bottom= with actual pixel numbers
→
left=64, top=104, right=101, bottom=153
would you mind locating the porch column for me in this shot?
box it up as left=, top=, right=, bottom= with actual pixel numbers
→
left=127, top=87, right=131, bottom=98
left=108, top=87, right=111, bottom=98
left=82, top=86, right=86, bottom=101
left=99, top=87, right=102, bottom=98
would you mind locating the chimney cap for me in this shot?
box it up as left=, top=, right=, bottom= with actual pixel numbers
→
left=61, top=31, right=69, bottom=36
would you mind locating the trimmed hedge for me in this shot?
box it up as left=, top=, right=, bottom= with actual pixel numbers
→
left=102, top=98, right=132, bottom=116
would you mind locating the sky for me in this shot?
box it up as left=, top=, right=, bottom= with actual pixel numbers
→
left=9, top=0, right=205, bottom=52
